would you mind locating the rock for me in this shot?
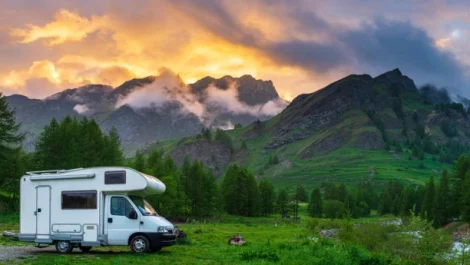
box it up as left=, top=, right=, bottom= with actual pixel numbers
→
left=319, top=229, right=340, bottom=238
left=379, top=219, right=403, bottom=226
left=354, top=131, right=384, bottom=150
left=228, top=235, right=246, bottom=245
left=168, top=140, right=231, bottom=176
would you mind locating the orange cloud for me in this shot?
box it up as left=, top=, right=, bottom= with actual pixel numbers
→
left=10, top=9, right=108, bottom=45
left=3, top=5, right=336, bottom=99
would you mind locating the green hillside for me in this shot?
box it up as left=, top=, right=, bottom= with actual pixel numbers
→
left=146, top=69, right=470, bottom=192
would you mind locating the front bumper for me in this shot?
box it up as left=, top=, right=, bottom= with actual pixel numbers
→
left=146, top=232, right=177, bottom=248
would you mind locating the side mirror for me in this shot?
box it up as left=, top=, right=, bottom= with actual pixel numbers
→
left=128, top=209, right=138, bottom=220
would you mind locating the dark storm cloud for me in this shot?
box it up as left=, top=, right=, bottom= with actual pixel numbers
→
left=265, top=40, right=345, bottom=73
left=171, top=0, right=469, bottom=94
left=341, top=19, right=469, bottom=92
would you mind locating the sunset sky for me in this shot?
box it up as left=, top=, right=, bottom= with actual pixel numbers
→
left=0, top=0, right=469, bottom=100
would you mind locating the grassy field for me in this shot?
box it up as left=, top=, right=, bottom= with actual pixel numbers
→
left=0, top=205, right=416, bottom=265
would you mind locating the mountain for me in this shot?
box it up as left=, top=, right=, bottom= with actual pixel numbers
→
left=6, top=73, right=287, bottom=154
left=154, top=69, right=470, bottom=186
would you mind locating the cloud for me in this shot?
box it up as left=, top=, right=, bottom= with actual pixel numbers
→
left=2, top=1, right=470, bottom=100
left=116, top=70, right=286, bottom=125
left=341, top=19, right=470, bottom=93
left=73, top=104, right=89, bottom=114
left=10, top=9, right=107, bottom=45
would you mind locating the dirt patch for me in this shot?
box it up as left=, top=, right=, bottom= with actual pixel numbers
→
left=0, top=246, right=46, bottom=261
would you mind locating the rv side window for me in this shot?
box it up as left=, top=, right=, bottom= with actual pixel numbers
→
left=62, top=191, right=97, bottom=209
left=111, top=197, right=134, bottom=217
left=105, top=171, right=126, bottom=184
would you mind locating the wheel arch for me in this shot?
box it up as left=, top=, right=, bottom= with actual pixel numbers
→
left=128, top=232, right=149, bottom=246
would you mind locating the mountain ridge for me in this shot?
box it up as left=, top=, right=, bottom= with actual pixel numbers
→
left=6, top=73, right=286, bottom=154
left=151, top=69, right=470, bottom=188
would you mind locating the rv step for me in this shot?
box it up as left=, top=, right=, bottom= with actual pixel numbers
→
left=35, top=243, right=49, bottom=248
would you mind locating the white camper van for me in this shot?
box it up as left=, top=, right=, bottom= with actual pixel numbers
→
left=18, top=167, right=177, bottom=253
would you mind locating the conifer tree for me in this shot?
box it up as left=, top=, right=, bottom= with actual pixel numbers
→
left=133, top=150, right=146, bottom=172
left=461, top=171, right=470, bottom=222
left=308, top=188, right=323, bottom=217
left=296, top=184, right=308, bottom=202
left=221, top=164, right=260, bottom=216
left=276, top=188, right=289, bottom=217
left=421, top=176, right=436, bottom=222
left=378, top=190, right=392, bottom=215
left=435, top=170, right=451, bottom=226
left=0, top=92, right=24, bottom=160
left=103, top=127, right=124, bottom=166
left=259, top=178, right=275, bottom=216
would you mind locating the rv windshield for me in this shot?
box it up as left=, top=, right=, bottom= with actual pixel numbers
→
left=129, top=196, right=158, bottom=216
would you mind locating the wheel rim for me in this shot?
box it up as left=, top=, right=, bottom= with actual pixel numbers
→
left=133, top=239, right=146, bottom=252
left=57, top=241, right=70, bottom=252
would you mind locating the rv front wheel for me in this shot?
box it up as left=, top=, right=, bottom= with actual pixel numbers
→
left=130, top=235, right=150, bottom=253
left=55, top=240, right=73, bottom=253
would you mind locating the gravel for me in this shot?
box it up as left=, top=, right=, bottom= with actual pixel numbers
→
left=0, top=245, right=54, bottom=261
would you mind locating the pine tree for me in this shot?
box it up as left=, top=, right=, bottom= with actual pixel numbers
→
left=221, top=164, right=260, bottom=216
left=337, top=183, right=348, bottom=203
left=399, top=186, right=414, bottom=216
left=187, top=161, right=206, bottom=216
left=378, top=191, right=392, bottom=215
left=0, top=92, right=24, bottom=161
left=461, top=171, right=470, bottom=221
left=259, top=179, right=275, bottom=216
left=203, top=168, right=218, bottom=216
left=421, top=176, right=436, bottom=222
left=103, top=127, right=124, bottom=166
left=180, top=155, right=191, bottom=214
left=308, top=188, right=323, bottom=217
left=296, top=184, right=308, bottom=202
left=147, top=149, right=164, bottom=177
left=276, top=188, right=289, bottom=217
left=435, top=170, right=451, bottom=226
left=451, top=155, right=470, bottom=218
left=133, top=150, right=146, bottom=172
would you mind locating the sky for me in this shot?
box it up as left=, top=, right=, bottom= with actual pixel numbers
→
left=0, top=0, right=469, bottom=100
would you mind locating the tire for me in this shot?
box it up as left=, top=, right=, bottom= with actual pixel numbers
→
left=149, top=245, right=162, bottom=253
left=79, top=246, right=92, bottom=253
left=130, top=235, right=150, bottom=253
left=55, top=240, right=73, bottom=253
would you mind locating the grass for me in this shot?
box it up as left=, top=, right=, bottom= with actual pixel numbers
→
left=0, top=212, right=408, bottom=265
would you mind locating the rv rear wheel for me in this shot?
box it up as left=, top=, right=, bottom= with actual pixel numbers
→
left=79, top=246, right=92, bottom=253
left=55, top=240, right=73, bottom=253
left=130, top=235, right=150, bottom=253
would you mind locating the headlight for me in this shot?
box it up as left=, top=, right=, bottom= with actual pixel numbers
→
left=157, top=226, right=169, bottom=233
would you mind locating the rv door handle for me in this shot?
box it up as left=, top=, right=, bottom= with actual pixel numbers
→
left=108, top=218, right=113, bottom=223
left=34, top=211, right=37, bottom=216
left=37, top=208, right=41, bottom=213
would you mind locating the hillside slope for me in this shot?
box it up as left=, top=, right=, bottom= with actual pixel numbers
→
left=155, top=69, right=470, bottom=190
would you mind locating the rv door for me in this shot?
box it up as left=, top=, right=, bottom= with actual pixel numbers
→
left=36, top=186, right=51, bottom=237
left=105, top=196, right=140, bottom=245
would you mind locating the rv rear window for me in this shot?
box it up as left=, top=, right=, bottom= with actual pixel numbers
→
left=62, top=191, right=97, bottom=209
left=105, top=171, right=126, bottom=184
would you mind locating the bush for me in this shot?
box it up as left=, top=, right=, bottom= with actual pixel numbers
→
left=324, top=200, right=345, bottom=219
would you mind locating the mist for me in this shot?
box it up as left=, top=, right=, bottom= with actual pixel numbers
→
left=114, top=70, right=287, bottom=128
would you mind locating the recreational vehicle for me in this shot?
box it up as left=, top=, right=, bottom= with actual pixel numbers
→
left=18, top=167, right=177, bottom=253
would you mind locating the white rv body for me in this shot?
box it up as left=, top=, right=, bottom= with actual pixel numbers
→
left=19, top=167, right=177, bottom=253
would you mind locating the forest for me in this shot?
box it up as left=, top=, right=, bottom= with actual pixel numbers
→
left=1, top=91, right=470, bottom=230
